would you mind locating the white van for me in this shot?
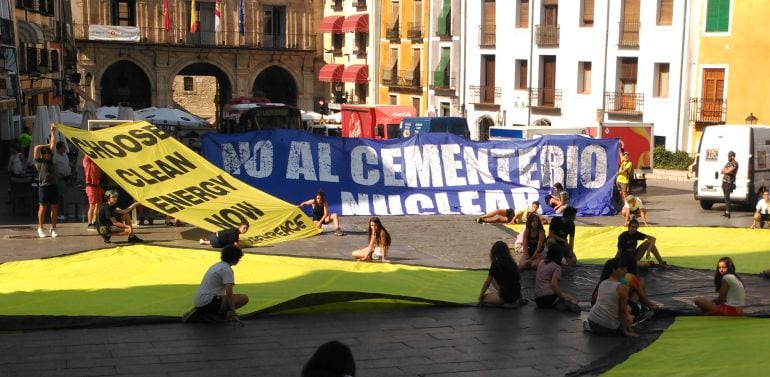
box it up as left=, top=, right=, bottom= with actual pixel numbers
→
left=694, top=125, right=770, bottom=209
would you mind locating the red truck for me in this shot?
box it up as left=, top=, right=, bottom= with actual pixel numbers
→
left=341, top=104, right=416, bottom=139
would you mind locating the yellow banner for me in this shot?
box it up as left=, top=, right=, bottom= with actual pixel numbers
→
left=57, top=121, right=320, bottom=246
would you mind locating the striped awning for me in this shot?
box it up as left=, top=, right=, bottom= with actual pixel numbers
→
left=319, top=16, right=345, bottom=34
left=318, top=64, right=344, bottom=82
left=342, top=14, right=369, bottom=33
left=341, top=64, right=369, bottom=83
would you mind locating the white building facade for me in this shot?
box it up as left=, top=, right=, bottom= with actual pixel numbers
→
left=427, top=0, right=462, bottom=117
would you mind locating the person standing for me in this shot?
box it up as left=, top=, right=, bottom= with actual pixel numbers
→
left=616, top=152, right=633, bottom=203
left=53, top=141, right=72, bottom=219
left=83, top=156, right=103, bottom=230
left=721, top=151, right=738, bottom=219
left=33, top=124, right=60, bottom=238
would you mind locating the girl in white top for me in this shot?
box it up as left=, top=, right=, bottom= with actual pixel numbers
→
left=352, top=217, right=392, bottom=262
left=587, top=258, right=638, bottom=337
left=694, top=257, right=745, bottom=316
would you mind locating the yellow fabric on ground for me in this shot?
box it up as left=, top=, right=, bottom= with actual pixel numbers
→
left=0, top=245, right=485, bottom=317
left=507, top=225, right=770, bottom=273
left=604, top=317, right=770, bottom=376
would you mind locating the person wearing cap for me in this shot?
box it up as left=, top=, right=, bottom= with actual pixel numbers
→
left=621, top=195, right=649, bottom=226
left=96, top=190, right=143, bottom=243
left=721, top=151, right=738, bottom=219
left=33, top=124, right=60, bottom=238
left=616, top=151, right=633, bottom=203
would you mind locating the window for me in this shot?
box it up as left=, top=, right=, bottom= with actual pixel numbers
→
left=515, top=59, right=527, bottom=90
left=110, top=0, right=136, bottom=26
left=50, top=50, right=60, bottom=72
left=384, top=48, right=399, bottom=84
left=412, top=97, right=421, bottom=115
left=657, top=0, right=673, bottom=25
left=517, top=0, right=529, bottom=28
left=654, top=63, right=669, bottom=97
left=355, top=32, right=368, bottom=54
left=389, top=95, right=398, bottom=105
left=332, top=34, right=344, bottom=54
left=183, top=77, right=194, bottom=92
left=705, top=0, right=730, bottom=33
left=440, top=102, right=450, bottom=116
left=578, top=61, right=591, bottom=94
left=581, top=0, right=594, bottom=27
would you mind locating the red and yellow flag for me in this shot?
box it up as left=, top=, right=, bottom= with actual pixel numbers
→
left=163, top=0, right=171, bottom=31
left=189, top=0, right=199, bottom=33
left=214, top=0, right=221, bottom=32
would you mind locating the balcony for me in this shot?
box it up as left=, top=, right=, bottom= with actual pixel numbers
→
left=330, top=0, right=343, bottom=11
left=436, top=12, right=452, bottom=38
left=353, top=46, right=368, bottom=56
left=73, top=24, right=315, bottom=50
left=430, top=70, right=455, bottom=91
left=332, top=46, right=343, bottom=56
left=689, top=98, right=727, bottom=124
left=383, top=70, right=421, bottom=89
left=478, top=25, right=495, bottom=47
left=0, top=18, right=14, bottom=45
left=354, top=0, right=367, bottom=11
left=407, top=22, right=423, bottom=41
left=470, top=85, right=501, bottom=106
left=386, top=24, right=400, bottom=41
left=605, top=91, right=644, bottom=115
left=535, top=25, right=559, bottom=47
left=529, top=88, right=562, bottom=110
left=619, top=21, right=640, bottom=48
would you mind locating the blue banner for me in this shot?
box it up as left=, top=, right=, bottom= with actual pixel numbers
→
left=203, top=131, right=618, bottom=216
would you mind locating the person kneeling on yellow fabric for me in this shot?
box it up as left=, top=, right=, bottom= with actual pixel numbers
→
left=186, top=246, right=249, bottom=323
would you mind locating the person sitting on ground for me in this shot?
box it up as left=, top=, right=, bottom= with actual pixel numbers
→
left=299, top=191, right=345, bottom=236
left=302, top=340, right=356, bottom=377
left=616, top=219, right=671, bottom=269
left=694, top=257, right=745, bottom=316
left=476, top=201, right=548, bottom=225
left=97, top=190, right=143, bottom=243
left=517, top=213, right=546, bottom=269
left=592, top=253, right=659, bottom=321
left=534, top=246, right=580, bottom=312
left=621, top=195, right=649, bottom=226
left=751, top=189, right=770, bottom=229
left=187, top=245, right=250, bottom=323
left=586, top=257, right=638, bottom=337
left=352, top=217, right=391, bottom=262
left=547, top=206, right=578, bottom=266
left=478, top=241, right=526, bottom=308
left=200, top=222, right=249, bottom=248
left=546, top=182, right=569, bottom=214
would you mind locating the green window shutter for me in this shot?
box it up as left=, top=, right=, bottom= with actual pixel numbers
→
left=706, top=0, right=730, bottom=32
left=433, top=48, right=451, bottom=87
left=437, top=0, right=451, bottom=36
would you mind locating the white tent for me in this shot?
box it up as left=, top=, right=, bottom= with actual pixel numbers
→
left=325, top=112, right=342, bottom=124
left=60, top=111, right=84, bottom=127
left=135, top=107, right=209, bottom=127
left=301, top=110, right=323, bottom=123
left=95, top=106, right=119, bottom=120
left=117, top=106, right=135, bottom=121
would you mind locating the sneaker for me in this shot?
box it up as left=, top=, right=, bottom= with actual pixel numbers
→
left=102, top=235, right=111, bottom=243
left=50, top=229, right=58, bottom=238
left=127, top=235, right=144, bottom=243
left=87, top=223, right=96, bottom=231
left=335, top=228, right=345, bottom=236
left=37, top=228, right=46, bottom=238
left=475, top=217, right=483, bottom=224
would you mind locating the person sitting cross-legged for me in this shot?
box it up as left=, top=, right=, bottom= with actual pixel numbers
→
left=96, top=190, right=143, bottom=243
left=616, top=219, right=670, bottom=270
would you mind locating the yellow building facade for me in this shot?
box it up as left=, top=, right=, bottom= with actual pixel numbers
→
left=378, top=0, right=428, bottom=115
left=689, top=0, right=770, bottom=152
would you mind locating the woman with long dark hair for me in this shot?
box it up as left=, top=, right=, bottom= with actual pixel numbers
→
left=352, top=217, right=391, bottom=262
left=694, top=257, right=745, bottom=316
left=299, top=191, right=345, bottom=236
left=478, top=241, right=524, bottom=307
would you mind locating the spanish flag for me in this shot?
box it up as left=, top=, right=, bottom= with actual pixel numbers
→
left=190, top=0, right=199, bottom=33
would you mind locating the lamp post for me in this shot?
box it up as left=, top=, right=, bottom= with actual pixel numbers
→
left=333, top=81, right=343, bottom=103
left=745, top=113, right=758, bottom=125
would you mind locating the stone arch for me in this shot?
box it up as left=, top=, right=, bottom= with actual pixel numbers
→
left=98, top=60, right=152, bottom=109
left=168, top=57, right=236, bottom=94
left=250, top=63, right=301, bottom=106
left=172, top=61, right=234, bottom=127
left=476, top=115, right=495, bottom=141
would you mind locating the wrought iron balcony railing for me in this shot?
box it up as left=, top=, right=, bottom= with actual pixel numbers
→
left=478, top=24, right=495, bottom=47
left=383, top=69, right=421, bottom=89
left=689, top=98, right=727, bottom=123
left=470, top=85, right=501, bottom=105
left=605, top=91, right=644, bottom=115
left=386, top=24, right=400, bottom=41
left=73, top=24, right=315, bottom=50
left=619, top=21, right=640, bottom=48
left=408, top=22, right=423, bottom=41
left=330, top=0, right=343, bottom=11
left=529, top=88, right=562, bottom=109
left=354, top=0, right=367, bottom=11
left=535, top=25, right=559, bottom=47
left=430, top=70, right=456, bottom=90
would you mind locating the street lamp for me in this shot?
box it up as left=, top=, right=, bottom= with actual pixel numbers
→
left=745, top=112, right=758, bottom=125
left=333, top=81, right=344, bottom=103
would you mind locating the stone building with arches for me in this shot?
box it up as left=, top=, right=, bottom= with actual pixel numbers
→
left=70, top=0, right=323, bottom=126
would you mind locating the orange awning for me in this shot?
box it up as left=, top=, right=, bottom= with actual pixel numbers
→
left=319, top=16, right=345, bottom=34
left=318, top=64, right=344, bottom=82
left=342, top=14, right=369, bottom=33
left=342, top=64, right=369, bottom=83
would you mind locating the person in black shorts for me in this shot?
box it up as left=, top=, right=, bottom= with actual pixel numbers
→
left=299, top=191, right=344, bottom=236
left=616, top=219, right=671, bottom=269
left=476, top=201, right=547, bottom=225
left=97, top=190, right=143, bottom=243
left=546, top=206, right=577, bottom=266
left=200, top=222, right=249, bottom=248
